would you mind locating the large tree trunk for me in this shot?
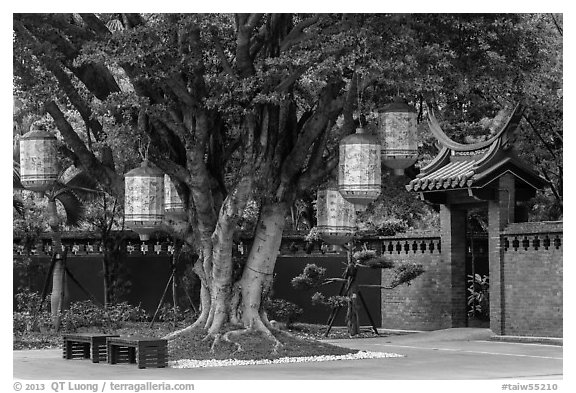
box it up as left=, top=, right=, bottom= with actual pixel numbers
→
left=47, top=199, right=67, bottom=330
left=345, top=247, right=360, bottom=336
left=102, top=252, right=111, bottom=307
left=165, top=202, right=288, bottom=350
left=238, top=202, right=287, bottom=331
left=50, top=255, right=68, bottom=330
left=346, top=278, right=360, bottom=336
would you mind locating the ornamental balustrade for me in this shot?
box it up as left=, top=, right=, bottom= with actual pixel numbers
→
left=501, top=221, right=562, bottom=252
left=14, top=231, right=446, bottom=258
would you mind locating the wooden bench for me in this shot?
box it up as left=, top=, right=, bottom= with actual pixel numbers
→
left=62, top=333, right=119, bottom=363
left=106, top=336, right=168, bottom=369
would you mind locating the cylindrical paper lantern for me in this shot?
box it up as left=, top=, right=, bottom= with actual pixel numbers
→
left=124, top=160, right=165, bottom=241
left=338, top=127, right=381, bottom=211
left=377, top=97, right=418, bottom=175
left=316, top=188, right=356, bottom=245
left=19, top=125, right=59, bottom=192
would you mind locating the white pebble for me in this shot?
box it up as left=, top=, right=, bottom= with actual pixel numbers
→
left=169, top=351, right=403, bottom=369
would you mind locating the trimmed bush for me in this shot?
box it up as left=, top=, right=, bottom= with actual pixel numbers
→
left=264, top=298, right=303, bottom=328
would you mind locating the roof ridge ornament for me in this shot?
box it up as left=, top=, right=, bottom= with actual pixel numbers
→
left=426, top=102, right=525, bottom=153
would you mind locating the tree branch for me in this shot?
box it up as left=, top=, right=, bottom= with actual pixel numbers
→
left=521, top=118, right=559, bottom=162
left=359, top=284, right=395, bottom=290
left=539, top=165, right=562, bottom=202
left=550, top=13, right=563, bottom=36
left=210, top=29, right=237, bottom=79
left=79, top=13, right=111, bottom=36
left=235, top=13, right=263, bottom=78
left=343, top=72, right=359, bottom=133
left=278, top=81, right=344, bottom=192
left=45, top=101, right=124, bottom=197
left=280, top=14, right=320, bottom=52
left=164, top=76, right=197, bottom=108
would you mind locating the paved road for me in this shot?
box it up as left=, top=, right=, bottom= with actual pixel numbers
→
left=12, top=328, right=563, bottom=380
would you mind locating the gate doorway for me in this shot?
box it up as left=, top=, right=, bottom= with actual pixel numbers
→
left=466, top=209, right=490, bottom=328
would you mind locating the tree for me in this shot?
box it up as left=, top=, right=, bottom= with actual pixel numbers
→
left=292, top=248, right=424, bottom=336
left=13, top=13, right=561, bottom=348
left=14, top=152, right=100, bottom=329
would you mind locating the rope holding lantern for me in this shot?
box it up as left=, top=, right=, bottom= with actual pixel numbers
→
left=338, top=127, right=381, bottom=211
left=377, top=97, right=419, bottom=175
left=19, top=123, right=59, bottom=192
left=316, top=187, right=357, bottom=245
left=124, top=159, right=165, bottom=241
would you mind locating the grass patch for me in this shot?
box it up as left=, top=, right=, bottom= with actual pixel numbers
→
left=168, top=326, right=357, bottom=361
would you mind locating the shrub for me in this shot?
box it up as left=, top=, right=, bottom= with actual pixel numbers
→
left=467, top=274, right=490, bottom=320
left=60, top=301, right=107, bottom=332
left=13, top=290, right=53, bottom=335
left=14, top=289, right=46, bottom=313
left=375, top=218, right=408, bottom=236
left=311, top=292, right=348, bottom=309
left=60, top=301, right=149, bottom=332
left=13, top=309, right=56, bottom=335
left=291, top=264, right=326, bottom=290
left=106, top=302, right=149, bottom=323
left=264, top=298, right=303, bottom=328
left=154, top=303, right=198, bottom=323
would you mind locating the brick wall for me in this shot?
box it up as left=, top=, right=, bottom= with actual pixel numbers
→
left=500, top=221, right=563, bottom=337
left=380, top=234, right=447, bottom=330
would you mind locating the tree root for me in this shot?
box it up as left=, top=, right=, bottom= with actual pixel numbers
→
left=251, top=321, right=284, bottom=355
left=222, top=328, right=250, bottom=353
left=163, top=313, right=208, bottom=340
left=210, top=333, right=222, bottom=353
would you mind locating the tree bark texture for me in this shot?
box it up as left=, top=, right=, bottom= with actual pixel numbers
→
left=47, top=199, right=68, bottom=330
left=238, top=202, right=287, bottom=330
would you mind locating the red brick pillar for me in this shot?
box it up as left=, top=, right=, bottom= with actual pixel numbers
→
left=439, top=204, right=467, bottom=328
left=488, top=173, right=516, bottom=335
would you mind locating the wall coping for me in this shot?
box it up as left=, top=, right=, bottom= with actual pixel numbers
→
left=374, top=232, right=440, bottom=240
left=501, top=221, right=563, bottom=236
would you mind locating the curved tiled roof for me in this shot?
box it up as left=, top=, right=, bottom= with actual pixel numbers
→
left=406, top=103, right=548, bottom=194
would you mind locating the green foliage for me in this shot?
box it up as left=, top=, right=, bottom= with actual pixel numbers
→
left=13, top=290, right=52, bottom=336
left=353, top=249, right=395, bottom=269
left=311, top=292, right=348, bottom=309
left=352, top=249, right=377, bottom=262
left=264, top=298, right=304, bottom=328
left=62, top=301, right=150, bottom=332
left=389, top=263, right=426, bottom=288
left=155, top=303, right=199, bottom=323
left=358, top=174, right=436, bottom=232
left=467, top=274, right=490, bottom=320
left=291, top=264, right=327, bottom=290
left=13, top=294, right=150, bottom=336
left=374, top=218, right=409, bottom=236
left=13, top=311, right=52, bottom=336
left=14, top=289, right=46, bottom=313
left=60, top=301, right=109, bottom=331
left=304, top=227, right=322, bottom=242
left=104, top=302, right=149, bottom=324
left=361, top=256, right=395, bottom=269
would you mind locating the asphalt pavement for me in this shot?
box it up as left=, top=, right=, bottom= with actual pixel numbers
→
left=12, top=328, right=563, bottom=381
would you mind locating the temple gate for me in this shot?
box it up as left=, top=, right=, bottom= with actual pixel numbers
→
left=405, top=103, right=560, bottom=336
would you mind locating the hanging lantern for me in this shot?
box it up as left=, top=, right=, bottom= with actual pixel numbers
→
left=316, top=188, right=356, bottom=245
left=377, top=97, right=418, bottom=175
left=124, top=160, right=165, bottom=241
left=164, top=174, right=186, bottom=217
left=338, top=127, right=381, bottom=211
left=19, top=124, right=59, bottom=192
